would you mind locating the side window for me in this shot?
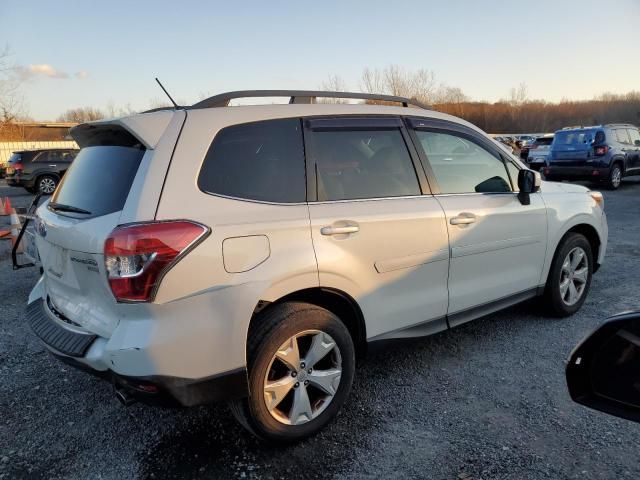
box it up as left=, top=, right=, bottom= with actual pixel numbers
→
left=48, top=151, right=63, bottom=163
left=198, top=118, right=306, bottom=203
left=627, top=128, right=640, bottom=146
left=415, top=130, right=512, bottom=194
left=307, top=127, right=421, bottom=201
left=615, top=129, right=631, bottom=145
left=33, top=152, right=49, bottom=163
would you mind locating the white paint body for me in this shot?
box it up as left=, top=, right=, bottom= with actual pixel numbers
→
left=28, top=104, right=608, bottom=383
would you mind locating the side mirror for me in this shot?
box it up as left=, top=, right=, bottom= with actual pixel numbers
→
left=517, top=169, right=541, bottom=205
left=566, top=312, right=640, bottom=423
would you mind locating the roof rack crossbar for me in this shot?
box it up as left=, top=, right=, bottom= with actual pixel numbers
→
left=190, top=90, right=429, bottom=110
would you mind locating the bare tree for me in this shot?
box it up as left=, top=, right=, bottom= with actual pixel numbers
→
left=360, top=67, right=386, bottom=95
left=0, top=45, right=28, bottom=123
left=56, top=107, right=105, bottom=123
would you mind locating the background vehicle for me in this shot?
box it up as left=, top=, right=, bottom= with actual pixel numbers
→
left=25, top=90, right=607, bottom=443
left=544, top=124, right=640, bottom=189
left=526, top=134, right=554, bottom=170
left=5, top=148, right=79, bottom=194
left=567, top=311, right=640, bottom=423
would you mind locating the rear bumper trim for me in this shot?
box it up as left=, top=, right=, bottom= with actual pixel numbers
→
left=27, top=299, right=96, bottom=357
left=52, top=351, right=248, bottom=406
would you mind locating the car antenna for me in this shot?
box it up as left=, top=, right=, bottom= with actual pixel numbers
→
left=155, top=77, right=179, bottom=109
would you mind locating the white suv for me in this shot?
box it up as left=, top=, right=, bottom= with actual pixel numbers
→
left=26, top=90, right=607, bottom=442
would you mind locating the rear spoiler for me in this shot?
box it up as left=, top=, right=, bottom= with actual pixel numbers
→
left=71, top=110, right=175, bottom=149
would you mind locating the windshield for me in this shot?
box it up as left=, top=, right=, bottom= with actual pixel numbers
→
left=50, top=145, right=145, bottom=218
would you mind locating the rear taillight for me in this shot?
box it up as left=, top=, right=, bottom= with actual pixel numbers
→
left=13, top=163, right=23, bottom=170
left=104, top=221, right=209, bottom=302
left=594, top=145, right=609, bottom=156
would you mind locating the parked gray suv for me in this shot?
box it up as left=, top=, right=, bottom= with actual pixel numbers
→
left=5, top=148, right=79, bottom=194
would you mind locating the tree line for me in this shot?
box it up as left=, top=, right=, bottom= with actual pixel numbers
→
left=2, top=54, right=639, bottom=134
left=324, top=66, right=640, bottom=133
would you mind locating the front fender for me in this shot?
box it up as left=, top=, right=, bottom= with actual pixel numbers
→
left=540, top=197, right=607, bottom=285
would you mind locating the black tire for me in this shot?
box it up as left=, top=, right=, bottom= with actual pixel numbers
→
left=605, top=163, right=622, bottom=190
left=543, top=233, right=593, bottom=317
left=229, top=302, right=355, bottom=443
left=36, top=175, right=58, bottom=195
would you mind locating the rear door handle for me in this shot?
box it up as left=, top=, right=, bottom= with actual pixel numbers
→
left=321, top=225, right=360, bottom=236
left=450, top=213, right=476, bottom=226
left=49, top=164, right=57, bottom=167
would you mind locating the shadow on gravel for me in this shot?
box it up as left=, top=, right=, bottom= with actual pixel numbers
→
left=137, top=301, right=543, bottom=480
left=138, top=395, right=378, bottom=480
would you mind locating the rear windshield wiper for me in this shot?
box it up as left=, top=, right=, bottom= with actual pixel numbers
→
left=48, top=202, right=92, bottom=215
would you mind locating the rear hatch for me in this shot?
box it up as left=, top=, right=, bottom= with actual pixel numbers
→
left=35, top=131, right=147, bottom=338
left=550, top=129, right=600, bottom=165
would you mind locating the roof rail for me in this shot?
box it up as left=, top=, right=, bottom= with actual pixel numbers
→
left=190, top=90, right=430, bottom=110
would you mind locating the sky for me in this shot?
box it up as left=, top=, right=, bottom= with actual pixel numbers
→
left=1, top=0, right=639, bottom=121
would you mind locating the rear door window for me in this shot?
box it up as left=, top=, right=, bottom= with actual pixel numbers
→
left=198, top=118, right=306, bottom=203
left=626, top=128, right=640, bottom=146
left=614, top=129, right=631, bottom=145
left=51, top=146, right=145, bottom=217
left=305, top=118, right=421, bottom=201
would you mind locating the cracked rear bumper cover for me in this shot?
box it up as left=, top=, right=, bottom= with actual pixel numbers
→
left=27, top=298, right=248, bottom=406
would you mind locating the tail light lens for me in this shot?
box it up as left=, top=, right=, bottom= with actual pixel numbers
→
left=104, top=221, right=209, bottom=302
left=594, top=145, right=609, bottom=156
left=13, top=162, right=24, bottom=170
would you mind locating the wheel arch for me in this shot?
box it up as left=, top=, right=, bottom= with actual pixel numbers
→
left=549, top=222, right=602, bottom=279
left=249, top=287, right=368, bottom=360
left=611, top=156, right=626, bottom=173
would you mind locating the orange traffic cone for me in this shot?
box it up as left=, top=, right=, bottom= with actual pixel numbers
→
left=3, top=197, right=12, bottom=216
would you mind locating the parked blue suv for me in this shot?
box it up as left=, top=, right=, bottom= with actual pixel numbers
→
left=543, top=124, right=640, bottom=189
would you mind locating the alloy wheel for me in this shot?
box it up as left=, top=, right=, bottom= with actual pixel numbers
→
left=39, top=177, right=56, bottom=194
left=559, top=246, right=589, bottom=306
left=263, top=329, right=342, bottom=425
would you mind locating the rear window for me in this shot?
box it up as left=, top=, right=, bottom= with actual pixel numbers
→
left=198, top=118, right=306, bottom=203
left=51, top=146, right=145, bottom=217
left=554, top=130, right=599, bottom=147
left=8, top=153, right=22, bottom=164
left=535, top=137, right=553, bottom=146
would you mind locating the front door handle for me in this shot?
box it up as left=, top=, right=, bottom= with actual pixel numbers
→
left=321, top=225, right=360, bottom=236
left=49, top=164, right=57, bottom=167
left=450, top=213, right=476, bottom=226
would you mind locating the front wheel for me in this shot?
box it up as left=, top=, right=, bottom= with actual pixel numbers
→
left=36, top=175, right=58, bottom=195
left=543, top=233, right=593, bottom=317
left=229, top=302, right=355, bottom=443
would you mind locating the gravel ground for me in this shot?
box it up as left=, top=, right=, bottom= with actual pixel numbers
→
left=1, top=179, right=639, bottom=480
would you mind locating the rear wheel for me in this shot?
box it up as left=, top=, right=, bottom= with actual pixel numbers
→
left=543, top=233, right=593, bottom=317
left=229, top=302, right=355, bottom=443
left=36, top=175, right=58, bottom=195
left=606, top=164, right=622, bottom=190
